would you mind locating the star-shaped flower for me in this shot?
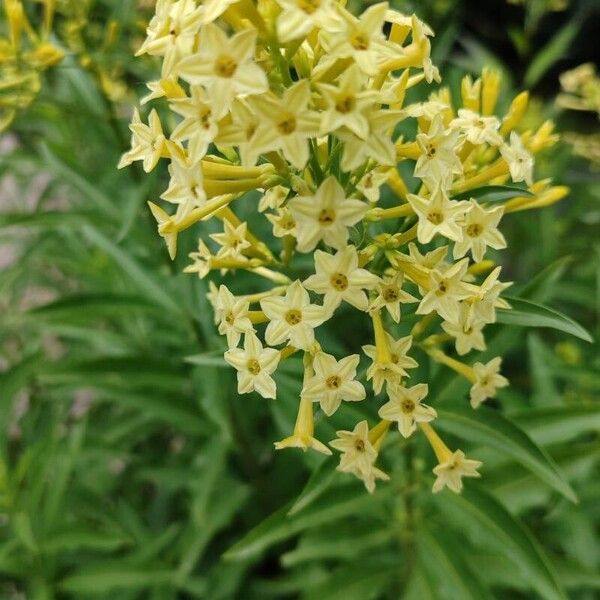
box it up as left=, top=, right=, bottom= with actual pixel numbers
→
left=414, top=115, right=462, bottom=189
left=432, top=450, right=482, bottom=494
left=250, top=80, right=321, bottom=169
left=469, top=356, right=509, bottom=408
left=329, top=420, right=390, bottom=493
left=209, top=220, right=251, bottom=259
left=417, top=258, right=475, bottom=324
left=288, top=176, right=368, bottom=252
left=369, top=271, right=418, bottom=323
left=362, top=333, right=418, bottom=394
left=303, top=245, right=380, bottom=311
left=500, top=131, right=534, bottom=185
left=453, top=200, right=506, bottom=263
left=176, top=24, right=267, bottom=117
left=302, top=352, right=365, bottom=416
left=213, top=285, right=254, bottom=348
left=260, top=280, right=327, bottom=350
left=224, top=332, right=280, bottom=399
left=407, top=185, right=471, bottom=244
left=378, top=383, right=436, bottom=438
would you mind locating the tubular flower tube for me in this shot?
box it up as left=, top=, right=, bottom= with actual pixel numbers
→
left=120, top=0, right=569, bottom=495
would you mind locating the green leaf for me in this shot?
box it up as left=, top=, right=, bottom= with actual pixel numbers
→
left=417, top=526, right=493, bottom=600
left=287, top=458, right=339, bottom=516
left=432, top=485, right=567, bottom=600
left=40, top=143, right=119, bottom=220
left=516, top=256, right=572, bottom=303
left=27, top=294, right=161, bottom=321
left=43, top=529, right=132, bottom=554
left=224, top=485, right=388, bottom=562
left=185, top=352, right=228, bottom=368
left=524, top=19, right=580, bottom=87
left=452, top=184, right=534, bottom=203
left=497, top=297, right=593, bottom=343
left=82, top=225, right=182, bottom=315
left=58, top=566, right=175, bottom=594
left=510, top=405, right=600, bottom=445
left=437, top=406, right=577, bottom=502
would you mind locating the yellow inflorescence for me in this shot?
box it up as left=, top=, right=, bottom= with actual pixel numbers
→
left=121, top=0, right=567, bottom=495
left=0, top=0, right=64, bottom=130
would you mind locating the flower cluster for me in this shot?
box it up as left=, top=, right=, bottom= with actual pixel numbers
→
left=0, top=0, right=64, bottom=131
left=121, top=0, right=567, bottom=494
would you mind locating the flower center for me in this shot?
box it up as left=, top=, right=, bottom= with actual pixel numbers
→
left=285, top=309, right=302, bottom=325
left=247, top=358, right=261, bottom=375
left=277, top=114, right=297, bottom=135
left=330, top=273, right=349, bottom=291
left=436, top=279, right=448, bottom=295
left=225, top=311, right=235, bottom=325
left=335, top=95, right=355, bottom=114
left=350, top=30, right=369, bottom=51
left=466, top=223, right=483, bottom=237
left=354, top=439, right=366, bottom=452
left=281, top=214, right=295, bottom=229
left=401, top=398, right=415, bottom=414
left=297, top=0, right=321, bottom=14
left=427, top=211, right=444, bottom=225
left=382, top=287, right=399, bottom=302
left=318, top=208, right=336, bottom=225
left=326, top=375, right=342, bottom=389
left=390, top=353, right=399, bottom=364
left=200, top=108, right=212, bottom=128
left=214, top=55, right=237, bottom=78
left=426, top=143, right=437, bottom=157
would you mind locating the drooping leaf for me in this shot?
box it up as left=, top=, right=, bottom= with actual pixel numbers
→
left=525, top=19, right=580, bottom=87
left=432, top=484, right=567, bottom=600
left=417, top=526, right=493, bottom=600
left=436, top=406, right=577, bottom=502
left=497, top=297, right=593, bottom=343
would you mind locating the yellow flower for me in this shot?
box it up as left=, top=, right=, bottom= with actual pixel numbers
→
left=369, top=271, right=417, bottom=323
left=378, top=383, right=435, bottom=438
left=250, top=80, right=321, bottom=169
left=320, top=2, right=393, bottom=76
left=209, top=220, right=251, bottom=259
left=362, top=332, right=418, bottom=394
left=118, top=109, right=169, bottom=173
left=469, top=357, right=509, bottom=408
left=287, top=176, right=367, bottom=252
left=500, top=132, right=534, bottom=185
left=432, top=450, right=482, bottom=493
left=224, top=332, right=281, bottom=398
left=318, top=64, right=378, bottom=139
left=275, top=0, right=340, bottom=42
left=214, top=284, right=254, bottom=348
left=169, top=85, right=219, bottom=161
left=302, top=351, right=365, bottom=416
left=414, top=115, right=462, bottom=189
left=441, top=304, right=487, bottom=356
left=260, top=281, right=327, bottom=350
left=161, top=157, right=206, bottom=213
left=177, top=24, right=267, bottom=117
left=330, top=420, right=390, bottom=493
left=453, top=200, right=506, bottom=263
left=303, top=245, right=380, bottom=312
left=407, top=185, right=470, bottom=244
left=417, top=258, right=475, bottom=324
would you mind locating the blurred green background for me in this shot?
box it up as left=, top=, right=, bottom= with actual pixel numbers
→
left=0, top=0, right=598, bottom=598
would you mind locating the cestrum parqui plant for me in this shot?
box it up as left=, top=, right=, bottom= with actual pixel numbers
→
left=120, top=0, right=568, bottom=495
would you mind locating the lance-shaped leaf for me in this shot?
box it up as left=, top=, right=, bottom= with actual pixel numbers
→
left=497, top=297, right=593, bottom=343
left=432, top=484, right=567, bottom=600
left=436, top=406, right=577, bottom=502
